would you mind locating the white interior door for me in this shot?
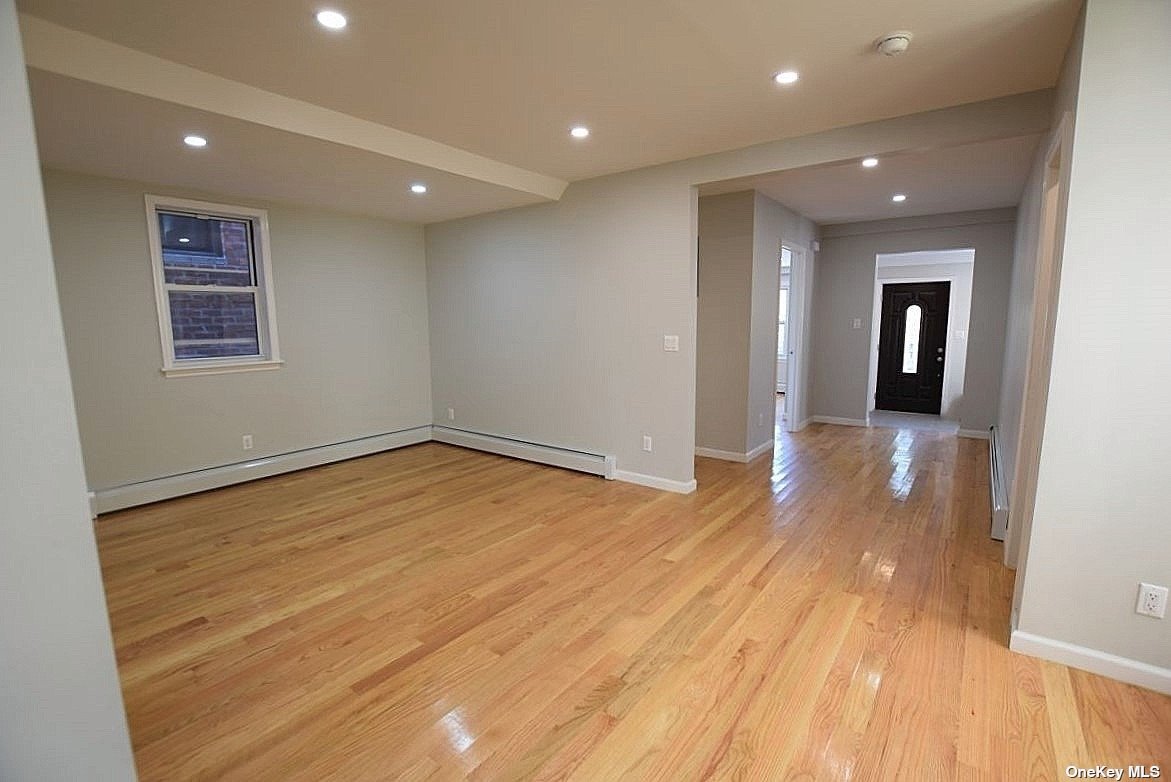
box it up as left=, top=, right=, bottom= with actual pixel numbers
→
left=784, top=246, right=809, bottom=432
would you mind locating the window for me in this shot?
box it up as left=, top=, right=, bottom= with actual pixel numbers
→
left=902, top=304, right=922, bottom=374
left=146, top=196, right=281, bottom=377
left=777, top=287, right=789, bottom=358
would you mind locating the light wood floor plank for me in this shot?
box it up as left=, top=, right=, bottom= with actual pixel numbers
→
left=94, top=423, right=1171, bottom=780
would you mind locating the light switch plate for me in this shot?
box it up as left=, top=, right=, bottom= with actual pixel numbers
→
left=852, top=318, right=862, bottom=330
left=663, top=335, right=680, bottom=352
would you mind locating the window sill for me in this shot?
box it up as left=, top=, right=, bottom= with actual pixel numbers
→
left=161, top=359, right=284, bottom=378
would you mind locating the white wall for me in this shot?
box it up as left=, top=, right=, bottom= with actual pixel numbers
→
left=1014, top=0, right=1171, bottom=671
left=424, top=92, right=1049, bottom=486
left=0, top=1, right=137, bottom=777
left=43, top=169, right=433, bottom=492
left=867, top=252, right=975, bottom=422
left=811, top=210, right=1017, bottom=430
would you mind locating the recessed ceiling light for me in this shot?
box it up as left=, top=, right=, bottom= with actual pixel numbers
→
left=316, top=10, right=347, bottom=29
left=892, top=193, right=907, bottom=202
left=178, top=237, right=191, bottom=243
left=183, top=135, right=207, bottom=148
left=862, top=157, right=879, bottom=168
left=773, top=70, right=800, bottom=85
left=570, top=126, right=590, bottom=139
left=410, top=183, right=428, bottom=194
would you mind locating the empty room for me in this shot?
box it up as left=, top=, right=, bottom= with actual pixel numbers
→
left=2, top=1, right=1169, bottom=780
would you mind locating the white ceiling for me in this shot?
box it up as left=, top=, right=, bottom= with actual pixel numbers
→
left=29, top=71, right=546, bottom=223
left=699, top=134, right=1042, bottom=224
left=19, top=0, right=1079, bottom=183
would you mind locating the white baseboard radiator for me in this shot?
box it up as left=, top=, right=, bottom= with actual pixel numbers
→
left=988, top=425, right=1009, bottom=541
left=431, top=426, right=616, bottom=479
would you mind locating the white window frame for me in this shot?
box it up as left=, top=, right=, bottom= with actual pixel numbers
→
left=145, top=195, right=282, bottom=378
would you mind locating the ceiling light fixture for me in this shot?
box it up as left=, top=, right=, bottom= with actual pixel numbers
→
left=862, top=157, right=879, bottom=168
left=178, top=237, right=191, bottom=243
left=773, top=70, right=800, bottom=85
left=183, top=135, right=207, bottom=148
left=410, top=183, right=428, bottom=194
left=570, top=126, right=590, bottom=139
left=892, top=193, right=907, bottom=202
left=315, top=10, right=347, bottom=29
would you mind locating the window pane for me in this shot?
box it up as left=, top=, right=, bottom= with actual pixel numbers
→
left=778, top=288, right=788, bottom=324
left=168, top=291, right=260, bottom=359
left=780, top=246, right=792, bottom=267
left=777, top=324, right=787, bottom=357
left=159, top=212, right=254, bottom=287
left=902, top=304, right=922, bottom=374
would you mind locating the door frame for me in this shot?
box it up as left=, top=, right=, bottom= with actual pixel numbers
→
left=865, top=272, right=959, bottom=423
left=1006, top=114, right=1073, bottom=578
left=781, top=244, right=811, bottom=432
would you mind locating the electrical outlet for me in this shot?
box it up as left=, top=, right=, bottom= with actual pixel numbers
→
left=242, top=434, right=253, bottom=450
left=447, top=407, right=455, bottom=421
left=663, top=335, right=680, bottom=352
left=642, top=434, right=653, bottom=452
left=1136, top=583, right=1168, bottom=618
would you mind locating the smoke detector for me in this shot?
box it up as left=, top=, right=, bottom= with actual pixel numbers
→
left=875, top=31, right=913, bottom=57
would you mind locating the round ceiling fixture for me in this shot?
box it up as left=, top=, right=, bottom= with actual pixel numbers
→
left=569, top=126, right=590, bottom=139
left=891, top=193, right=907, bottom=203
left=316, top=10, right=348, bottom=30
left=862, top=157, right=879, bottom=168
left=773, top=70, right=800, bottom=85
left=410, top=183, right=428, bottom=194
left=183, top=135, right=207, bottom=148
left=875, top=31, right=913, bottom=57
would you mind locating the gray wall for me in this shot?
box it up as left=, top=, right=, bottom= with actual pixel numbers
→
left=0, top=0, right=137, bottom=777
left=999, top=7, right=1084, bottom=569
left=1016, top=0, right=1171, bottom=669
left=694, top=191, right=817, bottom=457
left=811, top=209, right=1017, bottom=430
left=424, top=92, right=1050, bottom=486
left=43, top=170, right=433, bottom=491
left=750, top=193, right=818, bottom=450
left=696, top=192, right=753, bottom=453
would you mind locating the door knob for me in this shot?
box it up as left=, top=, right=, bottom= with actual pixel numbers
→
left=936, top=356, right=943, bottom=362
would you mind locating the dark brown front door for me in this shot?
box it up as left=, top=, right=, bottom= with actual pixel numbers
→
left=875, top=281, right=950, bottom=414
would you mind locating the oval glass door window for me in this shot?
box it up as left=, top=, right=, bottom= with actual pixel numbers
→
left=902, top=304, right=922, bottom=374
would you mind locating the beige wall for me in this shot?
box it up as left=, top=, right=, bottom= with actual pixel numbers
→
left=44, top=169, right=433, bottom=491
left=1015, top=0, right=1171, bottom=670
left=811, top=210, right=1017, bottom=431
left=0, top=1, right=136, bottom=777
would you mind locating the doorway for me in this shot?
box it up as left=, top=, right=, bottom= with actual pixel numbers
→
left=875, top=281, right=950, bottom=414
left=779, top=245, right=810, bottom=432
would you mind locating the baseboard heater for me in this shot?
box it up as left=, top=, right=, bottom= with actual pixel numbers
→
left=988, top=425, right=1009, bottom=541
left=431, top=426, right=616, bottom=479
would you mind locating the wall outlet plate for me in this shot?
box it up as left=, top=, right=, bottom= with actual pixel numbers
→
left=642, top=434, right=653, bottom=452
left=242, top=434, right=253, bottom=450
left=1136, top=582, right=1168, bottom=618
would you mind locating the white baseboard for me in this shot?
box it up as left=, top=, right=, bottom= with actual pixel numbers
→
left=812, top=415, right=868, bottom=427
left=792, top=417, right=812, bottom=432
left=1010, top=630, right=1171, bottom=695
left=746, top=439, right=773, bottom=460
left=431, top=426, right=614, bottom=478
left=694, top=446, right=749, bottom=462
left=958, top=428, right=992, bottom=440
left=613, top=470, right=697, bottom=494
left=92, top=426, right=433, bottom=514
left=694, top=440, right=774, bottom=463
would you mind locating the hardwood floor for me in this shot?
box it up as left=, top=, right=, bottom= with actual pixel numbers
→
left=95, top=425, right=1171, bottom=781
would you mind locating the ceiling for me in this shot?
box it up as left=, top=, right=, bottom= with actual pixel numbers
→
left=698, top=134, right=1042, bottom=224
left=19, top=0, right=1079, bottom=184
left=29, top=71, right=546, bottom=223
